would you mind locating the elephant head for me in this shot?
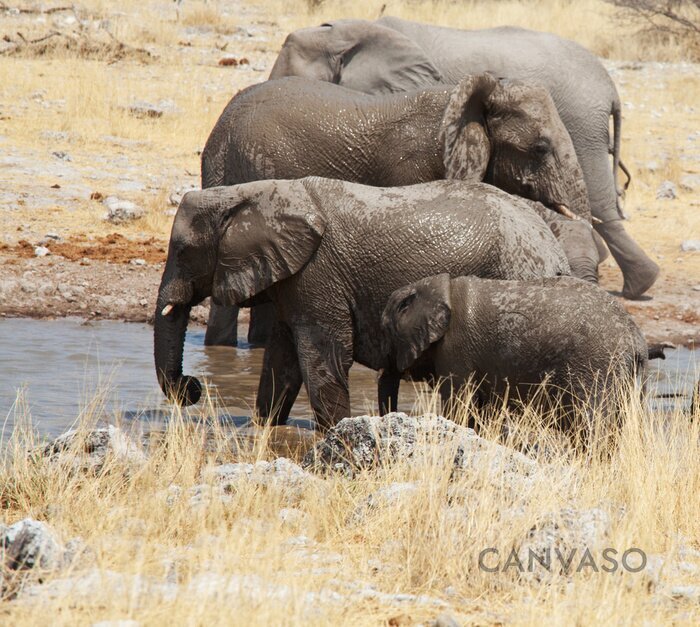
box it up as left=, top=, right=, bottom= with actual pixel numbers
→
left=440, top=73, right=591, bottom=222
left=154, top=182, right=326, bottom=405
left=381, top=274, right=452, bottom=373
left=269, top=20, right=443, bottom=93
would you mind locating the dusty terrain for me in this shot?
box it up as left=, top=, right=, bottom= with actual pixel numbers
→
left=0, top=1, right=698, bottom=347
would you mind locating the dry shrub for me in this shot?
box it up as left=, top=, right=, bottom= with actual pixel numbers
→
left=0, top=374, right=698, bottom=623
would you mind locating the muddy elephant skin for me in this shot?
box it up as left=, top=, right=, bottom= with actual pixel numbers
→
left=154, top=177, right=570, bottom=429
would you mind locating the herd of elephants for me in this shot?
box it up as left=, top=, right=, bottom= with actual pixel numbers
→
left=153, top=17, right=668, bottom=443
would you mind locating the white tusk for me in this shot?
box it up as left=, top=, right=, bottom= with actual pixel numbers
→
left=591, top=216, right=603, bottom=225
left=554, top=203, right=580, bottom=221
left=161, top=304, right=174, bottom=317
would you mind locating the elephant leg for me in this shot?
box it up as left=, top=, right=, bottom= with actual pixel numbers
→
left=594, top=220, right=660, bottom=299
left=256, top=321, right=303, bottom=425
left=204, top=302, right=238, bottom=347
left=378, top=369, right=401, bottom=414
left=247, top=302, right=277, bottom=347
left=576, top=141, right=658, bottom=298
left=295, top=325, right=353, bottom=431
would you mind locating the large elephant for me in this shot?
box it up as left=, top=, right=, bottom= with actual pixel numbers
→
left=381, top=274, right=648, bottom=439
left=202, top=73, right=598, bottom=346
left=154, top=177, right=570, bottom=429
left=269, top=16, right=660, bottom=300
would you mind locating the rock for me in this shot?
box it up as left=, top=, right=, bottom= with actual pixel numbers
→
left=669, top=585, right=700, bottom=602
left=680, top=240, right=700, bottom=252
left=51, top=151, right=71, bottom=161
left=34, top=245, right=50, bottom=257
left=302, top=413, right=537, bottom=488
left=103, top=196, right=145, bottom=224
left=278, top=507, right=309, bottom=528
left=351, top=482, right=420, bottom=523
left=516, top=507, right=611, bottom=582
left=1, top=518, right=63, bottom=571
left=656, top=180, right=678, bottom=200
left=44, top=232, right=60, bottom=241
left=431, top=614, right=462, bottom=627
left=200, top=458, right=315, bottom=503
left=126, top=99, right=178, bottom=119
left=169, top=184, right=198, bottom=207
left=680, top=174, right=700, bottom=192
left=130, top=258, right=146, bottom=266
left=41, top=425, right=147, bottom=473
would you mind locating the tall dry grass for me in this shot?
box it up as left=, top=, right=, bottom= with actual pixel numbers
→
left=1, top=379, right=699, bottom=624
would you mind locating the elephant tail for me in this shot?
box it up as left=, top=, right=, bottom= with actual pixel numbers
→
left=611, top=97, right=628, bottom=218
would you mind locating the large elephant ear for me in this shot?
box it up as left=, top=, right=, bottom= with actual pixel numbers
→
left=439, top=73, right=499, bottom=181
left=383, top=274, right=452, bottom=373
left=212, top=187, right=326, bottom=306
left=331, top=20, right=444, bottom=93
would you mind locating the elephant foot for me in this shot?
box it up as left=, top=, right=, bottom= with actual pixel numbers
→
left=622, top=258, right=660, bottom=300
left=594, top=219, right=659, bottom=300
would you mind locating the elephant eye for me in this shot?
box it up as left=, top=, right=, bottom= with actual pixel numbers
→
left=532, top=138, right=550, bottom=157
left=397, top=292, right=416, bottom=314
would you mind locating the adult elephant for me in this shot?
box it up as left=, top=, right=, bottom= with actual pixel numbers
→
left=269, top=16, right=660, bottom=300
left=202, top=73, right=599, bottom=346
left=154, top=177, right=570, bottom=429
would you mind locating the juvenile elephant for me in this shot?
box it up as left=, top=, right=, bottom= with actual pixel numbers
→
left=269, top=16, right=660, bottom=299
left=381, top=274, right=648, bottom=437
left=155, top=177, right=570, bottom=429
left=202, top=73, right=598, bottom=346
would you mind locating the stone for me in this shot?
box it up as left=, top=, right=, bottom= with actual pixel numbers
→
left=431, top=614, right=461, bottom=627
left=680, top=240, right=700, bottom=252
left=680, top=174, right=700, bottom=192
left=656, top=180, right=677, bottom=200
left=34, top=245, right=50, bottom=257
left=126, top=99, right=178, bottom=119
left=302, top=413, right=537, bottom=489
left=351, top=482, right=420, bottom=523
left=516, top=507, right=611, bottom=582
left=2, top=518, right=63, bottom=571
left=103, top=196, right=145, bottom=224
left=130, top=258, right=146, bottom=266
left=51, top=151, right=71, bottom=161
left=41, top=425, right=147, bottom=473
left=200, top=458, right=315, bottom=503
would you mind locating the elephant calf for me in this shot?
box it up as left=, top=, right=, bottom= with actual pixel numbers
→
left=155, top=177, right=570, bottom=429
left=382, top=274, right=648, bottom=439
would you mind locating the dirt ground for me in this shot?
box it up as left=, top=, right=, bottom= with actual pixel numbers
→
left=0, top=1, right=698, bottom=346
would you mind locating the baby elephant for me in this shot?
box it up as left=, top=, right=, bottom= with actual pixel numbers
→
left=382, top=275, right=648, bottom=438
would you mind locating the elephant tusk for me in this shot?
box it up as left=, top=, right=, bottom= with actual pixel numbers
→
left=161, top=303, right=174, bottom=317
left=554, top=203, right=581, bottom=221
left=591, top=216, right=603, bottom=225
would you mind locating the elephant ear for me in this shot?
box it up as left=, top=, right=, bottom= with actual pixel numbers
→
left=384, top=274, right=452, bottom=373
left=331, top=21, right=444, bottom=93
left=439, top=73, right=499, bottom=181
left=212, top=188, right=326, bottom=306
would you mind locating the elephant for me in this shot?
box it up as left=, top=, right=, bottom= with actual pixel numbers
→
left=201, top=73, right=599, bottom=346
left=269, top=16, right=660, bottom=300
left=381, top=274, right=648, bottom=440
left=154, top=177, right=570, bottom=429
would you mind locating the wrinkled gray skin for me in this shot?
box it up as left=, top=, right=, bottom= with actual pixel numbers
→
left=202, top=73, right=597, bottom=346
left=269, top=16, right=660, bottom=299
left=382, top=274, right=648, bottom=438
left=154, top=177, right=570, bottom=429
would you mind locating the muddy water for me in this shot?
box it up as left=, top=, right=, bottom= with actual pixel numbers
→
left=0, top=318, right=423, bottom=442
left=0, top=318, right=697, bottom=444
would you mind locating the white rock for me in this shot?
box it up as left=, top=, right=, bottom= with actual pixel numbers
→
left=680, top=240, right=700, bottom=252
left=41, top=425, right=146, bottom=473
left=2, top=518, right=63, bottom=571
left=680, top=174, right=700, bottom=192
left=103, top=197, right=145, bottom=224
left=656, top=180, right=678, bottom=200
left=34, top=246, right=50, bottom=257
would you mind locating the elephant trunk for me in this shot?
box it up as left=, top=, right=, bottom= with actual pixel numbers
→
left=154, top=298, right=202, bottom=406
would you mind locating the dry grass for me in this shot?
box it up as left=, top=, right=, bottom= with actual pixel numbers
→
left=1, top=381, right=699, bottom=624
